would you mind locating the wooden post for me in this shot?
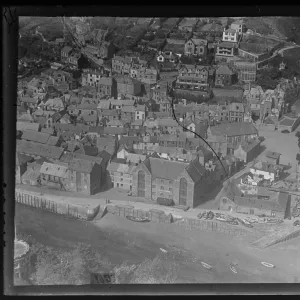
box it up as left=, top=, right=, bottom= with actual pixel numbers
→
left=67, top=204, right=69, bottom=216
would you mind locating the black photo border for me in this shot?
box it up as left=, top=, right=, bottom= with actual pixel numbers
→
left=3, top=4, right=300, bottom=295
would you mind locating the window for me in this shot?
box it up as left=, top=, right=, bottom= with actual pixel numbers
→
left=179, top=177, right=187, bottom=206
left=137, top=170, right=146, bottom=197
left=271, top=211, right=276, bottom=217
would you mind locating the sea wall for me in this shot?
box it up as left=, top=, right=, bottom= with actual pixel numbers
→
left=15, top=191, right=89, bottom=220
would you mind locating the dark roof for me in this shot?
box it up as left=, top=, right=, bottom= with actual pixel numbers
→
left=104, top=127, right=125, bottom=135
left=89, top=126, right=104, bottom=135
left=83, top=145, right=98, bottom=156
left=16, top=153, right=34, bottom=166
left=210, top=122, right=258, bottom=137
left=17, top=140, right=64, bottom=160
left=218, top=41, right=235, bottom=48
left=233, top=192, right=290, bottom=213
left=142, top=157, right=203, bottom=182
left=265, top=151, right=281, bottom=160
left=21, top=130, right=51, bottom=144
left=68, top=158, right=95, bottom=174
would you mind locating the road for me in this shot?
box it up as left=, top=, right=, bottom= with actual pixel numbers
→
left=15, top=203, right=300, bottom=283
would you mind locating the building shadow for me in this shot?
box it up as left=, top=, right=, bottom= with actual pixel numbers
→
left=194, top=182, right=224, bottom=208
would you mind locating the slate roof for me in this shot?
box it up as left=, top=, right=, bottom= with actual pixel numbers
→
left=61, top=46, right=73, bottom=54
left=110, top=100, right=135, bottom=107
left=97, top=100, right=111, bottom=110
left=107, top=162, right=135, bottom=174
left=143, top=157, right=203, bottom=182
left=107, top=119, right=124, bottom=127
left=17, top=140, right=64, bottom=160
left=122, top=105, right=136, bottom=113
left=21, top=130, right=51, bottom=144
left=104, top=127, right=125, bottom=135
left=157, top=118, right=178, bottom=127
left=47, top=136, right=60, bottom=146
left=265, top=151, right=281, bottom=160
left=252, top=161, right=284, bottom=173
left=40, top=162, right=68, bottom=178
left=218, top=41, right=235, bottom=48
left=210, top=122, right=258, bottom=137
left=233, top=192, right=290, bottom=213
left=279, top=116, right=298, bottom=127
left=237, top=138, right=261, bottom=153
left=17, top=121, right=40, bottom=132
left=229, top=102, right=244, bottom=113
left=68, top=158, right=95, bottom=173
left=98, top=77, right=113, bottom=86
left=216, top=64, right=235, bottom=75
left=16, top=153, right=34, bottom=166
left=212, top=88, right=244, bottom=99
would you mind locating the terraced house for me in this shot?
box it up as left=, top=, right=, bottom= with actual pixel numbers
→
left=131, top=157, right=207, bottom=207
left=176, top=64, right=210, bottom=91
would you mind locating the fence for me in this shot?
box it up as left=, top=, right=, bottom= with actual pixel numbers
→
left=15, top=191, right=88, bottom=220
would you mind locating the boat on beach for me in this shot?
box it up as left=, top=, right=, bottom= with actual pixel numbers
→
left=216, top=217, right=227, bottom=222
left=230, top=264, right=237, bottom=274
left=126, top=215, right=150, bottom=223
left=261, top=262, right=275, bottom=268
left=160, top=248, right=168, bottom=253
left=201, top=262, right=212, bottom=270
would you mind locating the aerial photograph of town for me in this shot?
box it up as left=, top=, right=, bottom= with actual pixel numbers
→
left=13, top=15, right=300, bottom=287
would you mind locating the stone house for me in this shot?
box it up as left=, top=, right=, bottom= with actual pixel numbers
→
left=135, top=105, right=146, bottom=121
left=222, top=28, right=239, bottom=43
left=107, top=161, right=135, bottom=190
left=278, top=116, right=300, bottom=133
left=116, top=76, right=142, bottom=98
left=230, top=20, right=244, bottom=34
left=215, top=64, right=238, bottom=87
left=96, top=77, right=117, bottom=99
left=207, top=122, right=259, bottom=154
left=228, top=102, right=245, bottom=122
left=58, top=153, right=104, bottom=195
left=176, top=64, right=209, bottom=90
left=131, top=157, right=208, bottom=207
left=61, top=46, right=73, bottom=62
left=121, top=106, right=136, bottom=122
left=264, top=151, right=281, bottom=166
left=184, top=38, right=208, bottom=57
left=15, top=153, right=34, bottom=184
left=233, top=139, right=261, bottom=163
left=215, top=42, right=235, bottom=61
left=219, top=192, right=291, bottom=219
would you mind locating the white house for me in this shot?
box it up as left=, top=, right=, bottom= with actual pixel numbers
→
left=135, top=105, right=146, bottom=120
left=230, top=20, right=244, bottom=34
left=249, top=161, right=282, bottom=183
left=222, top=28, right=239, bottom=43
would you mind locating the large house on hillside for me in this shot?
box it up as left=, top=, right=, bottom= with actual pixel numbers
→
left=131, top=157, right=210, bottom=207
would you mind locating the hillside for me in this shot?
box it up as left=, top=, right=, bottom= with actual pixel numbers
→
left=243, top=17, right=300, bottom=44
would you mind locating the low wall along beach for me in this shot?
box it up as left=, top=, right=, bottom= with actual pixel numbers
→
left=16, top=191, right=256, bottom=238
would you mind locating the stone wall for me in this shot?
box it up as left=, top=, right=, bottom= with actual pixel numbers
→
left=15, top=191, right=88, bottom=220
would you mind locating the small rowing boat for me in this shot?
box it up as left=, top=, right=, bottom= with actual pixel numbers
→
left=261, top=262, right=275, bottom=268
left=201, top=262, right=212, bottom=270
left=126, top=216, right=150, bottom=223
left=160, top=248, right=168, bottom=253
left=230, top=264, right=237, bottom=274
left=216, top=217, right=227, bottom=222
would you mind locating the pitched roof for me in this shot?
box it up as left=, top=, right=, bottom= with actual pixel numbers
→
left=16, top=153, right=34, bottom=166
left=216, top=64, right=235, bottom=75
left=237, top=138, right=261, bottom=153
left=157, top=118, right=178, bottom=127
left=68, top=158, right=95, bottom=173
left=122, top=105, right=136, bottom=113
left=218, top=41, right=235, bottom=48
left=212, top=88, right=243, bottom=99
left=47, top=136, right=60, bottom=146
left=61, top=46, right=73, bottom=54
left=104, top=127, right=125, bottom=135
left=265, top=151, right=281, bottom=160
left=17, top=140, right=64, bottom=159
left=229, top=102, right=244, bottom=113
left=110, top=100, right=135, bottom=107
left=279, top=116, right=298, bottom=127
left=98, top=77, right=113, bottom=86
left=233, top=192, right=289, bottom=213
left=40, top=162, right=68, bottom=178
left=17, top=121, right=40, bottom=132
left=21, top=130, right=51, bottom=144
left=131, top=119, right=143, bottom=126
left=107, top=119, right=124, bottom=127
left=210, top=122, right=258, bottom=137
left=252, top=161, right=283, bottom=173
left=107, top=162, right=135, bottom=174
